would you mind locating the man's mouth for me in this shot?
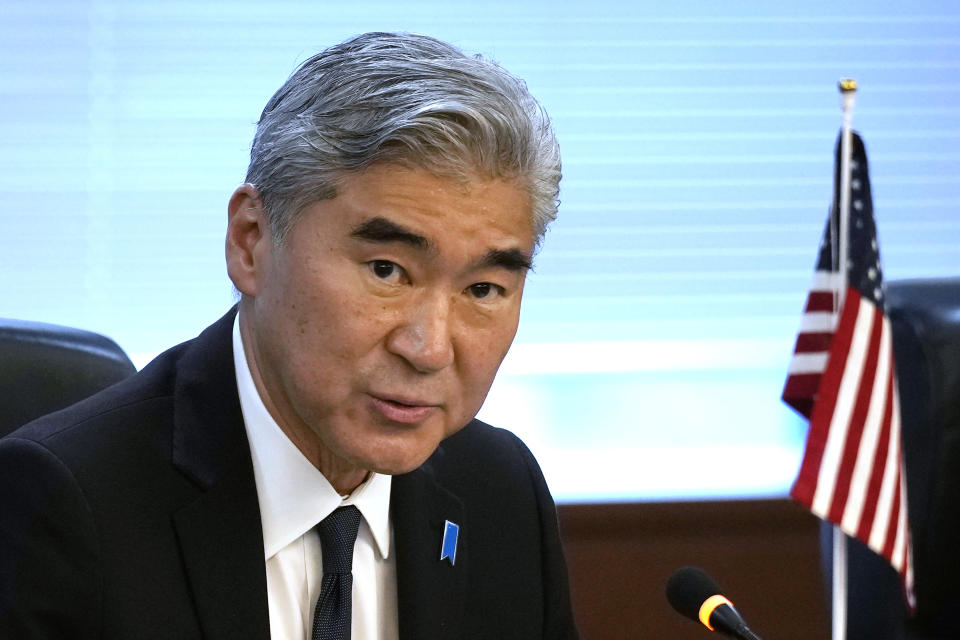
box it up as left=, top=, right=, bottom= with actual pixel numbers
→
left=368, top=394, right=439, bottom=425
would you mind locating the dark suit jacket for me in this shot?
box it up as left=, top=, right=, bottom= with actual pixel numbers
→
left=0, top=309, right=578, bottom=639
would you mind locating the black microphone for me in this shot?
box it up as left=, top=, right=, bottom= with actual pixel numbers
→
left=665, top=566, right=765, bottom=640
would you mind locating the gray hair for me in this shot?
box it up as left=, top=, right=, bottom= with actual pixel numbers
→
left=244, top=32, right=561, bottom=247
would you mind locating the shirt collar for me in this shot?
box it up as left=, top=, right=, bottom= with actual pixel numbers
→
left=232, top=313, right=392, bottom=560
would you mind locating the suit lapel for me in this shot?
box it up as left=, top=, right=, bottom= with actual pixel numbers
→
left=169, top=309, right=270, bottom=640
left=173, top=461, right=268, bottom=640
left=392, top=456, right=467, bottom=640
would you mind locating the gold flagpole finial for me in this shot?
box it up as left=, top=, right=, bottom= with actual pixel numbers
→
left=838, top=78, right=858, bottom=94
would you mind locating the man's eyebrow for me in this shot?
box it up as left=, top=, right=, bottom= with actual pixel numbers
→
left=351, top=216, right=531, bottom=271
left=476, top=248, right=533, bottom=272
left=350, top=217, right=430, bottom=250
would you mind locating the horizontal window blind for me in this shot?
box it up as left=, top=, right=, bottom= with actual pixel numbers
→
left=2, top=1, right=958, bottom=500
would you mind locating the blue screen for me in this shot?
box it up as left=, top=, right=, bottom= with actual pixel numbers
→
left=3, top=0, right=959, bottom=501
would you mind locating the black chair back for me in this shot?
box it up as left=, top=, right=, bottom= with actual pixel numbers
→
left=830, top=277, right=960, bottom=639
left=0, top=319, right=136, bottom=438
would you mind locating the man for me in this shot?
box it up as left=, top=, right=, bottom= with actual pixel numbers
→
left=0, top=32, right=577, bottom=639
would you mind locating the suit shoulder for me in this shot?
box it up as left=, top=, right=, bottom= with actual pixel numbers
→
left=0, top=436, right=102, bottom=637
left=430, top=419, right=547, bottom=497
left=3, top=341, right=187, bottom=463
left=440, top=419, right=532, bottom=463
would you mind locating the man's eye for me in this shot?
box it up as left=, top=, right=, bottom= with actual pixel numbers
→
left=369, top=260, right=404, bottom=283
left=467, top=282, right=503, bottom=300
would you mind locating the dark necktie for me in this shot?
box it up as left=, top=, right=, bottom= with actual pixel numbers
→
left=312, top=505, right=362, bottom=640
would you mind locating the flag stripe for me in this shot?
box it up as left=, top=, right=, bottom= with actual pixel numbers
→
left=800, top=312, right=836, bottom=333
left=810, top=270, right=845, bottom=290
left=828, top=303, right=883, bottom=525
left=854, top=366, right=895, bottom=543
left=892, top=469, right=912, bottom=578
left=806, top=291, right=839, bottom=313
left=794, top=332, right=833, bottom=353
left=841, top=313, right=892, bottom=533
left=882, top=476, right=902, bottom=561
left=791, top=288, right=862, bottom=505
left=811, top=291, right=872, bottom=517
left=782, top=373, right=821, bottom=399
left=787, top=352, right=829, bottom=374
left=869, top=383, right=902, bottom=553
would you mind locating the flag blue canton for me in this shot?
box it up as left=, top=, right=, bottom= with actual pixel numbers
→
left=815, top=133, right=885, bottom=305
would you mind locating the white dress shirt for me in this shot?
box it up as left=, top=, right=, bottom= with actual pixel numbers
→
left=232, top=315, right=399, bottom=640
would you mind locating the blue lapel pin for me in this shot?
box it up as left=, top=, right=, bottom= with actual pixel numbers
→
left=440, top=520, right=459, bottom=566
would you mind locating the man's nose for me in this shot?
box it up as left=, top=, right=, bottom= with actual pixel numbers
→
left=385, top=293, right=456, bottom=373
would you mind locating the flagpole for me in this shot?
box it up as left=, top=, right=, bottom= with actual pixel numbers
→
left=832, top=526, right=847, bottom=640
left=838, top=78, right=856, bottom=310
left=832, top=77, right=858, bottom=640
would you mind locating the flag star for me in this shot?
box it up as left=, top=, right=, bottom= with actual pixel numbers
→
left=868, top=267, right=877, bottom=280
left=853, top=200, right=863, bottom=211
left=871, top=239, right=878, bottom=251
left=852, top=179, right=862, bottom=190
left=851, top=160, right=859, bottom=170
left=855, top=218, right=864, bottom=228
left=874, top=287, right=882, bottom=300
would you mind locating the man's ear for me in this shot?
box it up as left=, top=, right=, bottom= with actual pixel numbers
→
left=226, top=184, right=272, bottom=297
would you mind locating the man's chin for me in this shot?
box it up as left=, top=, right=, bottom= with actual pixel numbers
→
left=341, top=419, right=471, bottom=476
left=364, top=449, right=437, bottom=476
left=352, top=437, right=447, bottom=477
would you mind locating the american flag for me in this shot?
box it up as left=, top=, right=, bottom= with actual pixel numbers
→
left=783, top=131, right=915, bottom=608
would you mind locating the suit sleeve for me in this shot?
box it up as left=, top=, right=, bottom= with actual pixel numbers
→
left=513, top=437, right=580, bottom=640
left=0, top=437, right=101, bottom=639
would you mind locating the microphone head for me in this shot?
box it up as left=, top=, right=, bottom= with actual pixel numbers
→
left=665, top=566, right=724, bottom=622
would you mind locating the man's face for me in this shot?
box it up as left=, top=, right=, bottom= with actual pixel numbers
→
left=231, top=164, right=534, bottom=486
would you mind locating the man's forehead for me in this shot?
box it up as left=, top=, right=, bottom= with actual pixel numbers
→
left=337, top=161, right=530, bottom=221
